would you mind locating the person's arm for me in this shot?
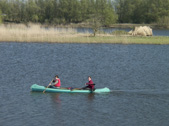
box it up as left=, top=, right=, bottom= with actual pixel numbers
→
left=86, top=80, right=93, bottom=85
left=51, top=79, right=58, bottom=86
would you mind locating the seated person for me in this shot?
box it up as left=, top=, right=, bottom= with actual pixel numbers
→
left=82, top=76, right=95, bottom=91
left=49, top=75, right=61, bottom=88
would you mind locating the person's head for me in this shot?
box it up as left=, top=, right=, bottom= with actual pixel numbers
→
left=55, top=75, right=59, bottom=78
left=88, top=76, right=91, bottom=81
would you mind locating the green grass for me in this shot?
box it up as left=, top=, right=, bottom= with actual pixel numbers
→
left=58, top=36, right=169, bottom=44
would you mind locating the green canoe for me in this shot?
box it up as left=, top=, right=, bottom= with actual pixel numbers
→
left=31, top=84, right=110, bottom=93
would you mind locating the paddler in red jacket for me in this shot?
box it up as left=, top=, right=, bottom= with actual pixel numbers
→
left=82, top=76, right=95, bottom=90
left=49, top=75, right=61, bottom=88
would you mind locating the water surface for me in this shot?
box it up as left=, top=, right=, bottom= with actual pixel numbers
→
left=0, top=42, right=169, bottom=126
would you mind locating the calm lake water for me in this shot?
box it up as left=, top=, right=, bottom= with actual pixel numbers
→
left=0, top=42, right=169, bottom=126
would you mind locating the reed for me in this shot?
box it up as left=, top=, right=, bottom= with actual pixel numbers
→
left=0, top=23, right=169, bottom=44
left=0, top=23, right=81, bottom=43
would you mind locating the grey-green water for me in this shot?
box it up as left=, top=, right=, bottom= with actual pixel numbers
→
left=0, top=43, right=169, bottom=126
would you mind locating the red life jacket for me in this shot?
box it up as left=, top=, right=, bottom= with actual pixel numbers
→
left=86, top=80, right=94, bottom=89
left=54, top=78, right=61, bottom=87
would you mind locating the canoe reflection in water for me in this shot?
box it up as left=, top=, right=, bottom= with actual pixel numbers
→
left=50, top=93, right=61, bottom=108
left=87, top=93, right=95, bottom=101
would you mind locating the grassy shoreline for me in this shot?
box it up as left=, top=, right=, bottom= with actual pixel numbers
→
left=0, top=23, right=169, bottom=44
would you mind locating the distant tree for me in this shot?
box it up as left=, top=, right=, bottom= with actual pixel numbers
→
left=32, top=15, right=39, bottom=22
left=101, top=0, right=117, bottom=26
left=0, top=0, right=9, bottom=21
left=115, top=0, right=169, bottom=24
left=0, top=0, right=130, bottom=24
left=80, top=0, right=89, bottom=21
left=92, top=16, right=102, bottom=37
left=26, top=0, right=40, bottom=22
left=0, top=10, right=2, bottom=24
left=157, top=16, right=169, bottom=28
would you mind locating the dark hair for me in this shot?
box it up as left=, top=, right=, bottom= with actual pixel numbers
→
left=55, top=75, right=59, bottom=78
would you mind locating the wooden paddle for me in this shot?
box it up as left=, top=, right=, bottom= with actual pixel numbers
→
left=43, top=80, right=53, bottom=93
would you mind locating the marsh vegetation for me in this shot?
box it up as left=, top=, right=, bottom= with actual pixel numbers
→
left=0, top=23, right=168, bottom=44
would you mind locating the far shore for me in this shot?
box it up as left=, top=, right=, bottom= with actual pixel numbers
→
left=0, top=23, right=169, bottom=44
left=43, top=23, right=168, bottom=29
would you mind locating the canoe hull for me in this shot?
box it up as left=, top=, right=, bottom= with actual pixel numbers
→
left=31, top=84, right=110, bottom=93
